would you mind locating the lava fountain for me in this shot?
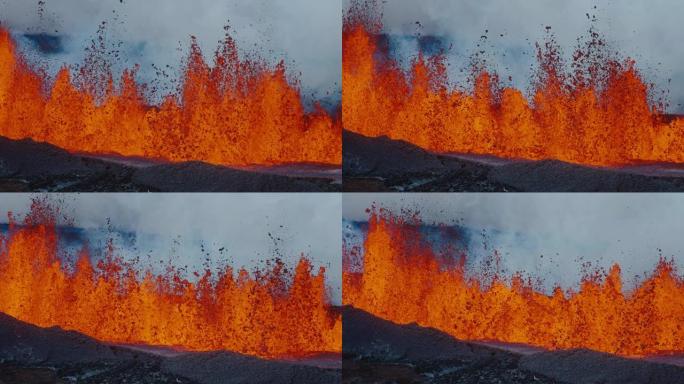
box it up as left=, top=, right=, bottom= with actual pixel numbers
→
left=343, top=207, right=684, bottom=357
left=0, top=200, right=342, bottom=358
left=0, top=25, right=340, bottom=166
left=343, top=0, right=684, bottom=167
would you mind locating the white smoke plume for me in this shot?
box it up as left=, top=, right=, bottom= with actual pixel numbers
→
left=346, top=0, right=684, bottom=112
left=0, top=0, right=341, bottom=103
left=344, top=193, right=684, bottom=292
left=0, top=193, right=342, bottom=303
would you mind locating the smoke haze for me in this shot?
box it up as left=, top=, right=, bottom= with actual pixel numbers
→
left=344, top=193, right=684, bottom=292
left=0, top=0, right=341, bottom=103
left=346, top=0, right=684, bottom=112
left=1, top=193, right=342, bottom=303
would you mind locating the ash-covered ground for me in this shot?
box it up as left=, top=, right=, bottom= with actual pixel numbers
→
left=0, top=312, right=341, bottom=384
left=343, top=306, right=684, bottom=384
left=0, top=137, right=341, bottom=192
left=343, top=130, right=684, bottom=192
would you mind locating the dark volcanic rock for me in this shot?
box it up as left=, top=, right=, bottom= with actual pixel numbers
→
left=0, top=137, right=136, bottom=191
left=490, top=160, right=684, bottom=192
left=343, top=306, right=511, bottom=362
left=0, top=312, right=141, bottom=365
left=343, top=130, right=447, bottom=177
left=0, top=312, right=340, bottom=384
left=163, top=351, right=340, bottom=384
left=343, top=306, right=684, bottom=384
left=0, top=362, right=198, bottom=384
left=343, top=130, right=684, bottom=192
left=0, top=313, right=187, bottom=383
left=133, top=162, right=338, bottom=192
left=0, top=137, right=147, bottom=191
left=343, top=131, right=508, bottom=192
left=520, top=349, right=684, bottom=384
left=0, top=365, right=61, bottom=384
left=0, top=137, right=103, bottom=180
left=343, top=307, right=556, bottom=383
left=0, top=136, right=340, bottom=192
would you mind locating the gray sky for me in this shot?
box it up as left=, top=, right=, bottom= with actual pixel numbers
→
left=1, top=193, right=342, bottom=303
left=351, top=0, right=684, bottom=112
left=0, top=0, right=341, bottom=101
left=344, top=193, right=684, bottom=291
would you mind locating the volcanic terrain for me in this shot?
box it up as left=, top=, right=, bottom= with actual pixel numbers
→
left=0, top=312, right=341, bottom=384
left=343, top=306, right=684, bottom=384
left=343, top=130, right=684, bottom=192
left=0, top=136, right=340, bottom=192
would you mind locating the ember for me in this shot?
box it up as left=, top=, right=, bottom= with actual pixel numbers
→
left=0, top=27, right=340, bottom=166
left=343, top=0, right=684, bottom=166
left=343, top=207, right=684, bottom=357
left=0, top=199, right=342, bottom=358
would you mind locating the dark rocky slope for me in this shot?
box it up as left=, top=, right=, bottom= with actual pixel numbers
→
left=0, top=312, right=340, bottom=384
left=343, top=306, right=684, bottom=384
left=0, top=136, right=340, bottom=192
left=343, top=130, right=684, bottom=192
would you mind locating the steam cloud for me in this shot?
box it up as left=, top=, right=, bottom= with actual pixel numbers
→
left=0, top=194, right=342, bottom=303
left=0, top=0, right=341, bottom=103
left=347, top=0, right=684, bottom=113
left=344, top=193, right=684, bottom=292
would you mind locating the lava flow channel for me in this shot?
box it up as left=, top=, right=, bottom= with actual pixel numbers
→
left=343, top=0, right=684, bottom=167
left=343, top=208, right=684, bottom=357
left=0, top=201, right=342, bottom=358
left=0, top=27, right=340, bottom=166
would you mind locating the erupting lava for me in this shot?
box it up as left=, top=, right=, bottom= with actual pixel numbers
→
left=0, top=200, right=341, bottom=358
left=0, top=26, right=340, bottom=166
left=343, top=1, right=684, bottom=166
left=343, top=208, right=684, bottom=357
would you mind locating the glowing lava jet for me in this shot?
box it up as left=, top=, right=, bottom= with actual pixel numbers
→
left=0, top=26, right=341, bottom=166
left=0, top=200, right=342, bottom=358
left=343, top=208, right=684, bottom=357
left=343, top=0, right=684, bottom=167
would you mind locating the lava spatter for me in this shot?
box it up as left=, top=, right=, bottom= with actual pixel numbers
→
left=0, top=200, right=342, bottom=358
left=342, top=0, right=684, bottom=166
left=343, top=207, right=684, bottom=357
left=0, top=27, right=341, bottom=166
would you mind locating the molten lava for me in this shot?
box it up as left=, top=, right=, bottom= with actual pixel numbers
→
left=0, top=201, right=341, bottom=358
left=343, top=208, right=684, bottom=357
left=0, top=27, right=340, bottom=166
left=343, top=1, right=684, bottom=166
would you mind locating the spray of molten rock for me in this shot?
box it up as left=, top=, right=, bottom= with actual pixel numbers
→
left=0, top=201, right=342, bottom=358
left=0, top=27, right=340, bottom=166
left=343, top=1, right=684, bottom=166
left=343, top=208, right=684, bottom=357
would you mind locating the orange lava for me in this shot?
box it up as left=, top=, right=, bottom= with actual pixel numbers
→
left=343, top=208, right=684, bottom=356
left=0, top=200, right=342, bottom=358
left=343, top=1, right=684, bottom=166
left=0, top=27, right=340, bottom=166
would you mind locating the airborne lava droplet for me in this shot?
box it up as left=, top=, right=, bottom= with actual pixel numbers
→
left=342, top=0, right=684, bottom=166
left=343, top=207, right=684, bottom=357
left=0, top=199, right=342, bottom=358
left=0, top=26, right=341, bottom=166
